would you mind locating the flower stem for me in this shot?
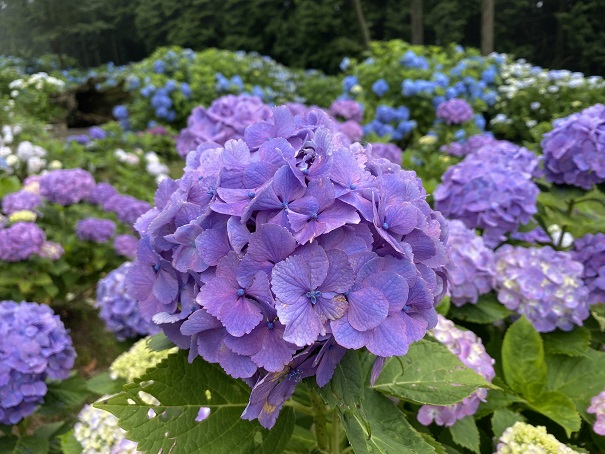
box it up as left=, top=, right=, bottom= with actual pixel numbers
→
left=310, top=389, right=330, bottom=453
left=331, top=409, right=342, bottom=454
left=284, top=399, right=314, bottom=416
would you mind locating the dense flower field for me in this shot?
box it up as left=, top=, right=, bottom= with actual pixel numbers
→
left=1, top=40, right=605, bottom=453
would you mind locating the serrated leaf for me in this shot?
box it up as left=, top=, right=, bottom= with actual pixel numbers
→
left=591, top=304, right=605, bottom=331
left=59, top=430, right=83, bottom=454
left=86, top=372, right=124, bottom=395
left=542, top=327, right=590, bottom=356
left=527, top=390, right=581, bottom=436
left=373, top=339, right=496, bottom=406
left=147, top=332, right=175, bottom=352
left=0, top=436, right=49, bottom=454
left=96, top=351, right=294, bottom=454
left=449, top=416, right=480, bottom=454
left=449, top=293, right=512, bottom=324
left=546, top=348, right=605, bottom=421
left=340, top=387, right=437, bottom=454
left=501, top=317, right=547, bottom=400
left=491, top=409, right=526, bottom=439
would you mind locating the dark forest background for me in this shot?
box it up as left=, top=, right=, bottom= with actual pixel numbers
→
left=1, top=0, right=603, bottom=75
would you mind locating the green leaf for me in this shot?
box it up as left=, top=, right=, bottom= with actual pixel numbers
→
left=491, top=409, right=526, bottom=439
left=435, top=296, right=450, bottom=316
left=475, top=388, right=526, bottom=418
left=147, top=332, right=175, bottom=352
left=591, top=304, right=605, bottom=331
left=340, top=387, right=438, bottom=454
left=501, top=317, right=547, bottom=399
left=546, top=348, right=605, bottom=421
left=96, top=351, right=294, bottom=454
left=449, top=416, right=480, bottom=454
left=542, top=327, right=590, bottom=357
left=0, top=436, right=49, bottom=454
left=317, top=350, right=364, bottom=410
left=527, top=391, right=581, bottom=436
left=59, top=430, right=83, bottom=454
left=373, top=339, right=496, bottom=406
left=449, top=293, right=512, bottom=324
left=40, top=375, right=92, bottom=414
left=86, top=372, right=124, bottom=395
left=283, top=426, right=317, bottom=454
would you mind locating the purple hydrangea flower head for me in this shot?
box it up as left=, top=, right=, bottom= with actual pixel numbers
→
left=114, top=234, right=139, bottom=258
left=446, top=220, right=495, bottom=306
left=88, top=126, right=106, bottom=140
left=588, top=388, right=605, bottom=435
left=96, top=262, right=160, bottom=341
left=39, top=168, right=95, bottom=205
left=329, top=99, right=364, bottom=123
left=572, top=233, right=605, bottom=306
left=75, top=218, right=116, bottom=243
left=542, top=103, right=605, bottom=189
left=2, top=190, right=43, bottom=215
left=434, top=154, right=539, bottom=246
left=66, top=134, right=90, bottom=145
left=494, top=245, right=590, bottom=332
left=417, top=315, right=495, bottom=426
left=127, top=105, right=450, bottom=429
left=436, top=99, right=474, bottom=125
left=102, top=194, right=151, bottom=225
left=441, top=133, right=497, bottom=158
left=0, top=222, right=46, bottom=262
left=86, top=183, right=118, bottom=206
left=176, top=95, right=272, bottom=157
left=470, top=139, right=543, bottom=178
left=370, top=143, right=403, bottom=165
left=0, top=301, right=75, bottom=424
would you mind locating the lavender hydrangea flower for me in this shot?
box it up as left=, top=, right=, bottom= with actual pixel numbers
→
left=114, top=234, right=139, bottom=258
left=86, top=182, right=118, bottom=205
left=434, top=153, right=539, bottom=246
left=88, top=126, right=106, bottom=140
left=329, top=99, right=364, bottom=123
left=417, top=315, right=495, bottom=426
left=542, top=103, right=605, bottom=189
left=588, top=388, right=605, bottom=435
left=494, top=245, right=590, bottom=332
left=127, top=105, right=450, bottom=429
left=572, top=233, right=605, bottom=306
left=436, top=99, right=474, bottom=124
left=176, top=95, right=272, bottom=157
left=96, top=262, right=160, bottom=341
left=2, top=190, right=42, bottom=215
left=446, top=220, right=495, bottom=306
left=0, top=301, right=75, bottom=424
left=38, top=241, right=64, bottom=260
left=440, top=133, right=497, bottom=158
left=370, top=143, right=403, bottom=164
left=75, top=218, right=116, bottom=243
left=0, top=222, right=46, bottom=262
left=102, top=194, right=151, bottom=225
left=39, top=168, right=95, bottom=205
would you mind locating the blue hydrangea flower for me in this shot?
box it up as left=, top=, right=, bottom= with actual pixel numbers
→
left=0, top=301, right=75, bottom=424
left=112, top=105, right=128, bottom=121
left=96, top=262, right=160, bottom=341
left=372, top=79, right=389, bottom=97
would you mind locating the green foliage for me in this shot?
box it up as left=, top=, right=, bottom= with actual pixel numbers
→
left=97, top=351, right=295, bottom=453
left=449, top=416, right=480, bottom=454
left=373, top=339, right=496, bottom=405
left=449, top=293, right=513, bottom=324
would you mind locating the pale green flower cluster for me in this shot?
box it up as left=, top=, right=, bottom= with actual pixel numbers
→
left=496, top=422, right=579, bottom=454
left=109, top=337, right=177, bottom=382
left=74, top=403, right=139, bottom=454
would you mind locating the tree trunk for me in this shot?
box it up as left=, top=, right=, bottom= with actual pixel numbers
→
left=481, top=0, right=495, bottom=55
left=410, top=0, right=423, bottom=45
left=352, top=0, right=371, bottom=50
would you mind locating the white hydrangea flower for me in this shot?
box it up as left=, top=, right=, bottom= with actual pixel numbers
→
left=74, top=403, right=140, bottom=454
left=496, top=422, right=579, bottom=453
left=27, top=157, right=46, bottom=174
